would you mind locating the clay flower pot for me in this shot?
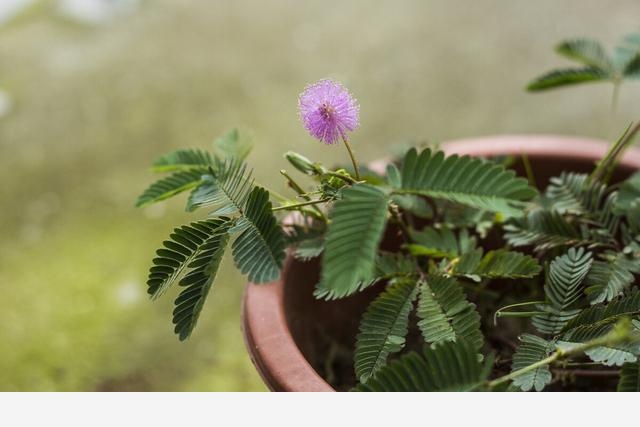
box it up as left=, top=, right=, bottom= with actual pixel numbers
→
left=242, top=135, right=640, bottom=392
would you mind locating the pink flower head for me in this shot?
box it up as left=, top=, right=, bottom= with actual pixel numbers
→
left=298, top=79, right=359, bottom=145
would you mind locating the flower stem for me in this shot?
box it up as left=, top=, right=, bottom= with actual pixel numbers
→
left=341, top=136, right=361, bottom=181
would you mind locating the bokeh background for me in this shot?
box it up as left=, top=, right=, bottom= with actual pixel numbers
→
left=0, top=0, right=639, bottom=391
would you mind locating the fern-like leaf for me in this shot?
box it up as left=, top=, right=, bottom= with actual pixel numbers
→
left=558, top=322, right=640, bottom=366
left=618, top=362, right=640, bottom=391
left=316, top=184, right=389, bottom=299
left=526, top=67, right=608, bottom=91
left=355, top=279, right=418, bottom=383
left=585, top=254, right=640, bottom=304
left=212, top=128, right=253, bottom=161
left=186, top=160, right=254, bottom=215
left=147, top=219, right=229, bottom=299
left=353, top=340, right=490, bottom=392
left=555, top=39, right=613, bottom=70
left=416, top=275, right=483, bottom=350
left=511, top=334, right=555, bottom=392
left=504, top=209, right=593, bottom=252
left=394, top=148, right=537, bottom=217
left=451, top=248, right=541, bottom=280
left=544, top=172, right=606, bottom=215
left=408, top=226, right=475, bottom=259
left=532, top=248, right=592, bottom=334
left=172, top=223, right=230, bottom=340
left=562, top=289, right=640, bottom=332
left=231, top=187, right=286, bottom=283
left=136, top=169, right=206, bottom=208
left=615, top=172, right=640, bottom=213
left=151, top=148, right=215, bottom=172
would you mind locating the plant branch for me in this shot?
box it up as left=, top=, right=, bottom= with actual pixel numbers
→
left=486, top=319, right=637, bottom=389
left=271, top=198, right=327, bottom=212
left=279, top=169, right=327, bottom=220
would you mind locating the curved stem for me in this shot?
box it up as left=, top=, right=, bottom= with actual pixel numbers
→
left=493, top=301, right=544, bottom=326
left=341, top=136, right=361, bottom=181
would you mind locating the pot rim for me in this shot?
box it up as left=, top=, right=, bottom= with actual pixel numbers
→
left=241, top=134, right=640, bottom=392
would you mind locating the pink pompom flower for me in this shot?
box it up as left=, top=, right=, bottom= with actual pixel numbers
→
left=298, top=79, right=360, bottom=145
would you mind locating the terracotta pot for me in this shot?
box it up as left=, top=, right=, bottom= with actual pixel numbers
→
left=242, top=135, right=640, bottom=392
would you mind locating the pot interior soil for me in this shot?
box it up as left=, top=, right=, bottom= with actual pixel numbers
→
left=283, top=153, right=637, bottom=391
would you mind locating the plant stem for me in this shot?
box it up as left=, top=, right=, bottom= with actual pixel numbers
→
left=521, top=154, right=537, bottom=188
left=611, top=81, right=620, bottom=113
left=341, top=136, right=361, bottom=181
left=486, top=321, right=635, bottom=389
left=324, top=170, right=358, bottom=184
left=279, top=170, right=327, bottom=220
left=493, top=301, right=545, bottom=326
left=590, top=121, right=640, bottom=184
left=271, top=198, right=327, bottom=212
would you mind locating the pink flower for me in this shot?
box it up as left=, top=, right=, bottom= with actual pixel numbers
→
left=298, top=79, right=360, bottom=145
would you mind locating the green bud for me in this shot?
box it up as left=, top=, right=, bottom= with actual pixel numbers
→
left=284, top=151, right=323, bottom=175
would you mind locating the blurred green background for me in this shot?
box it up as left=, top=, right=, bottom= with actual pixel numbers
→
left=0, top=0, right=638, bottom=391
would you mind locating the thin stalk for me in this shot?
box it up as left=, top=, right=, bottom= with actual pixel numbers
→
left=324, top=170, right=358, bottom=184
left=279, top=169, right=327, bottom=221
left=521, top=154, right=537, bottom=188
left=271, top=198, right=327, bottom=212
left=611, top=81, right=620, bottom=113
left=494, top=311, right=546, bottom=319
left=493, top=301, right=545, bottom=326
left=487, top=321, right=636, bottom=389
left=590, top=121, right=640, bottom=184
left=341, top=136, right=361, bottom=181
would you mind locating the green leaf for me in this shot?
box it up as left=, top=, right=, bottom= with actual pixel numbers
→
left=618, top=362, right=640, bottom=391
left=151, top=148, right=215, bottom=172
left=451, top=248, right=541, bottom=280
left=511, top=334, right=554, bottom=392
left=186, top=160, right=254, bottom=215
left=526, top=67, right=608, bottom=91
left=136, top=169, right=206, bottom=208
left=355, top=279, right=418, bottom=383
left=555, top=39, right=613, bottom=70
left=293, top=236, right=324, bottom=261
left=614, top=172, right=640, bottom=213
left=213, top=128, right=253, bottom=161
left=172, top=224, right=230, bottom=340
left=316, top=184, right=389, bottom=300
left=585, top=254, right=640, bottom=304
left=146, top=218, right=230, bottom=299
left=504, top=209, right=592, bottom=252
left=544, top=172, right=606, bottom=215
left=395, top=148, right=537, bottom=217
left=562, top=289, right=640, bottom=332
left=416, top=275, right=483, bottom=350
left=558, top=321, right=640, bottom=366
left=623, top=53, right=640, bottom=78
left=231, top=187, right=286, bottom=283
left=533, top=248, right=593, bottom=334
left=408, top=226, right=473, bottom=259
left=353, top=340, right=491, bottom=392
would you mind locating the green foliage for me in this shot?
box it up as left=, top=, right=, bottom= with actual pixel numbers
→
left=585, top=253, right=640, bottom=304
left=562, top=289, right=640, bottom=332
left=186, top=160, right=254, bottom=215
left=544, top=172, right=606, bottom=215
left=231, top=187, right=286, bottom=283
left=408, top=226, right=474, bottom=259
left=151, top=148, right=215, bottom=172
left=213, top=128, right=253, bottom=161
left=558, top=321, right=640, bottom=366
left=527, top=67, right=608, bottom=91
left=532, top=248, right=593, bottom=335
left=354, top=279, right=418, bottom=383
left=615, top=172, right=640, bottom=213
left=136, top=169, right=206, bottom=207
left=618, top=362, right=640, bottom=391
left=451, top=248, right=541, bottom=280
left=173, top=224, right=230, bottom=340
left=511, top=334, right=554, bottom=392
left=353, top=340, right=491, bottom=392
left=315, top=184, right=389, bottom=300
left=416, top=275, right=483, bottom=350
left=146, top=219, right=230, bottom=299
left=394, top=148, right=537, bottom=217
left=504, top=209, right=592, bottom=252
left=527, top=33, right=640, bottom=92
